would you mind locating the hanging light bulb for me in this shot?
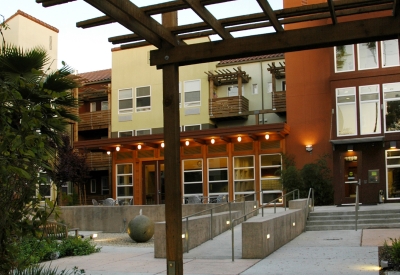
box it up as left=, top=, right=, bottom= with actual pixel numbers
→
left=211, top=138, right=215, bottom=144
left=237, top=136, right=242, bottom=142
left=185, top=140, right=189, bottom=146
left=116, top=146, right=120, bottom=151
left=161, top=142, right=165, bottom=148
left=137, top=144, right=142, bottom=150
left=265, top=134, right=270, bottom=140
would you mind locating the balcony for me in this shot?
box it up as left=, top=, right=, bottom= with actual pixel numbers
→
left=272, top=91, right=286, bottom=114
left=79, top=110, right=110, bottom=131
left=209, top=96, right=249, bottom=120
left=86, top=152, right=110, bottom=171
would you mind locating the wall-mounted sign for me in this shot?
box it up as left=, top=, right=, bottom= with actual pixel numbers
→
left=368, top=169, right=379, bottom=183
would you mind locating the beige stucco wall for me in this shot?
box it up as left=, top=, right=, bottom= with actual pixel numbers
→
left=111, top=37, right=218, bottom=134
left=4, top=14, right=58, bottom=72
left=215, top=57, right=286, bottom=127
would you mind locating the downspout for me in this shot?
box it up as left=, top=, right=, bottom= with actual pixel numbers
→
left=260, top=61, right=264, bottom=124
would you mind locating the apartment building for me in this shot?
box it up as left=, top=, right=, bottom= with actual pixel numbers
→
left=74, top=38, right=288, bottom=206
left=284, top=0, right=400, bottom=204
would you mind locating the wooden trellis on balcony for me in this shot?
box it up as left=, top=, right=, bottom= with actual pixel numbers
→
left=268, top=62, right=286, bottom=113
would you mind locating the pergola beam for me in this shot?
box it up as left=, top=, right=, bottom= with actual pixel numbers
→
left=182, top=0, right=233, bottom=40
left=256, top=0, right=284, bottom=32
left=150, top=15, right=400, bottom=67
left=327, top=0, right=338, bottom=24
left=84, top=0, right=163, bottom=48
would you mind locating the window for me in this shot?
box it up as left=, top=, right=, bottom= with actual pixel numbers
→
left=252, top=84, right=258, bottom=95
left=359, top=85, right=380, bottom=135
left=384, top=82, right=400, bottom=132
left=90, top=102, right=96, bottom=112
left=183, top=159, right=203, bottom=196
left=116, top=164, right=133, bottom=201
left=90, top=179, right=96, bottom=193
left=267, top=82, right=272, bottom=93
left=118, top=88, right=133, bottom=113
left=227, top=85, right=244, bottom=97
left=39, top=172, right=51, bottom=200
left=358, top=42, right=378, bottom=70
left=184, top=125, right=201, bottom=132
left=208, top=157, right=228, bottom=195
left=233, top=156, right=255, bottom=201
left=260, top=154, right=282, bottom=204
left=336, top=87, right=357, bottom=136
left=136, top=86, right=151, bottom=112
left=335, top=45, right=355, bottom=72
left=382, top=39, right=400, bottom=68
left=179, top=81, right=182, bottom=108
left=184, top=80, right=201, bottom=107
left=101, top=101, right=108, bottom=110
left=386, top=150, right=400, bottom=199
left=136, top=129, right=151, bottom=136
left=101, top=176, right=109, bottom=195
left=119, top=131, right=133, bottom=138
left=282, top=81, right=286, bottom=91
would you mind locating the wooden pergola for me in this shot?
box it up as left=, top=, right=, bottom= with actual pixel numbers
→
left=36, top=0, right=400, bottom=274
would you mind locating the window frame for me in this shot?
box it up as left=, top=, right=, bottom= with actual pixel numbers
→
left=136, top=86, right=151, bottom=112
left=118, top=130, right=134, bottom=138
left=383, top=82, right=400, bottom=133
left=336, top=87, right=358, bottom=137
left=233, top=155, right=255, bottom=202
left=118, top=88, right=133, bottom=114
left=116, top=163, right=133, bottom=201
left=207, top=157, right=229, bottom=198
left=90, top=179, right=96, bottom=193
left=182, top=159, right=203, bottom=198
left=184, top=79, right=201, bottom=107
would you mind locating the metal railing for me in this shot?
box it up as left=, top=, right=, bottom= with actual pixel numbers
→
left=230, top=189, right=300, bottom=261
left=355, top=179, right=360, bottom=231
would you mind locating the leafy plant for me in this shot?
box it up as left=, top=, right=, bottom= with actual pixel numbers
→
left=389, top=237, right=400, bottom=266
left=58, top=237, right=101, bottom=257
left=12, top=265, right=86, bottom=275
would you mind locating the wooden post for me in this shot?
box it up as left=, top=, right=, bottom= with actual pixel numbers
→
left=162, top=12, right=183, bottom=275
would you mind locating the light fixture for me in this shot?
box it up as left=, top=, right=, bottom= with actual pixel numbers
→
left=292, top=222, right=296, bottom=227
left=226, top=220, right=230, bottom=225
left=137, top=144, right=142, bottom=150
left=116, top=146, right=120, bottom=152
left=237, top=136, right=242, bottom=142
left=265, top=134, right=270, bottom=140
left=347, top=145, right=353, bottom=152
left=267, top=234, right=270, bottom=239
left=390, top=141, right=397, bottom=149
left=182, top=233, right=186, bottom=239
left=161, top=142, right=165, bottom=148
left=253, top=205, right=257, bottom=209
left=211, top=138, right=215, bottom=144
left=305, top=145, right=313, bottom=152
left=185, top=140, right=189, bottom=146
left=107, top=151, right=111, bottom=155
left=90, top=233, right=98, bottom=239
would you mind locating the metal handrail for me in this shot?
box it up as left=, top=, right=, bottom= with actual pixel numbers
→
left=307, top=188, right=315, bottom=214
left=230, top=189, right=300, bottom=261
left=355, top=179, right=360, bottom=231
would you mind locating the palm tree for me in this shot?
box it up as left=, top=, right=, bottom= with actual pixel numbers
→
left=0, top=44, right=81, bottom=272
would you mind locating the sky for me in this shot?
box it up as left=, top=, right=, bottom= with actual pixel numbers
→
left=1, top=0, right=283, bottom=73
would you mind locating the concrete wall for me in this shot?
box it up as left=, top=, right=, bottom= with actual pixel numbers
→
left=154, top=211, right=240, bottom=258
left=59, top=201, right=257, bottom=233
left=242, top=199, right=309, bottom=259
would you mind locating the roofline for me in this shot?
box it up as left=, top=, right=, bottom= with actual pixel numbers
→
left=5, top=10, right=59, bottom=33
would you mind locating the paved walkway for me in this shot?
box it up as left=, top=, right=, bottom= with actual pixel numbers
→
left=44, top=203, right=400, bottom=275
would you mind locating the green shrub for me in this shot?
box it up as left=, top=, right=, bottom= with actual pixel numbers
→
left=58, top=237, right=100, bottom=257
left=12, top=265, right=86, bottom=275
left=389, top=237, right=400, bottom=265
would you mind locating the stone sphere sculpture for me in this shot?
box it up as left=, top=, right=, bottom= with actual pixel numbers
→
left=127, top=213, right=154, bottom=242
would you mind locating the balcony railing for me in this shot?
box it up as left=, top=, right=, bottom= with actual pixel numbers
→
left=209, top=96, right=249, bottom=120
left=78, top=110, right=110, bottom=131
left=86, top=152, right=110, bottom=170
left=272, top=91, right=286, bottom=112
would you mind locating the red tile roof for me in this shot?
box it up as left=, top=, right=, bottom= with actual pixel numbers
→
left=218, top=53, right=284, bottom=65
left=5, top=10, right=59, bottom=33
left=78, top=69, right=111, bottom=84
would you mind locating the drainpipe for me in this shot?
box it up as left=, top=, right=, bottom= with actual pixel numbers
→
left=260, top=61, right=264, bottom=124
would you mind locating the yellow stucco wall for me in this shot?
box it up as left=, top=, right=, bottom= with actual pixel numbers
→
left=3, top=14, right=58, bottom=72
left=111, top=37, right=218, bottom=134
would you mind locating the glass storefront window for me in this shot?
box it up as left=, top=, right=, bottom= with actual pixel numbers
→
left=384, top=82, right=400, bottom=132
left=183, top=159, right=203, bottom=196
left=359, top=85, right=380, bottom=135
left=234, top=156, right=254, bottom=201
left=208, top=158, right=228, bottom=198
left=116, top=164, right=133, bottom=201
left=387, top=150, right=400, bottom=199
left=260, top=154, right=282, bottom=204
left=336, top=87, right=357, bottom=136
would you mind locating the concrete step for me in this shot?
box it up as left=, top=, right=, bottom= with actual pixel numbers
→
left=306, top=208, right=400, bottom=231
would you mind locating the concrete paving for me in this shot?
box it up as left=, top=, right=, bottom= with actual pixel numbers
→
left=44, top=203, right=400, bottom=275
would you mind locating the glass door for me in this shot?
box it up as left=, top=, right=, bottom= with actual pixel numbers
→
left=142, top=161, right=165, bottom=205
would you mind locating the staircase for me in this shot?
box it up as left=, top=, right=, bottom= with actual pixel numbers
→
left=306, top=208, right=400, bottom=231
